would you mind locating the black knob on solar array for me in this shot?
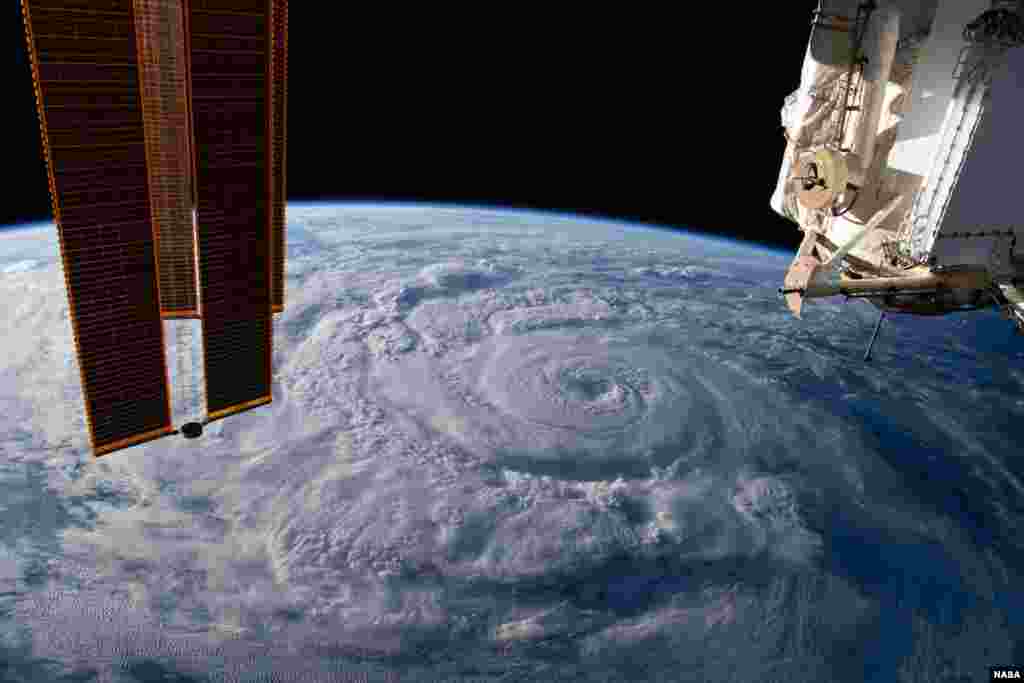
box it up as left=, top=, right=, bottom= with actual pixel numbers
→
left=181, top=422, right=204, bottom=439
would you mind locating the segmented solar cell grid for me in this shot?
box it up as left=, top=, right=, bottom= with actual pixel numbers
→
left=22, top=0, right=174, bottom=456
left=188, top=0, right=273, bottom=421
left=270, top=0, right=287, bottom=314
left=135, top=0, right=198, bottom=317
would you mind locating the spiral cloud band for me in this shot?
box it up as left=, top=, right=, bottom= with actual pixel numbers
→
left=3, top=205, right=1020, bottom=681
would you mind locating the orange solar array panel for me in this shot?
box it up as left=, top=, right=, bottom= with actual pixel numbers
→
left=22, top=0, right=174, bottom=456
left=135, top=0, right=199, bottom=318
left=269, top=0, right=287, bottom=314
left=188, top=0, right=273, bottom=421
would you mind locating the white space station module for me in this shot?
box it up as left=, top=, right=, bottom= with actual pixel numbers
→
left=773, top=0, right=1024, bottom=356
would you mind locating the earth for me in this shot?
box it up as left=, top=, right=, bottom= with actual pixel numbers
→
left=0, top=203, right=1022, bottom=682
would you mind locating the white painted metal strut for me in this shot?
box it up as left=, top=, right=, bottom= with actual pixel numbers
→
left=907, top=55, right=992, bottom=262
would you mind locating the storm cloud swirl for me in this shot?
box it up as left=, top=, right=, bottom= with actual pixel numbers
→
left=456, top=330, right=734, bottom=482
left=6, top=206, right=1020, bottom=681
left=354, top=301, right=837, bottom=590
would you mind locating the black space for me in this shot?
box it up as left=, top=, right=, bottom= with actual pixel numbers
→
left=8, top=4, right=815, bottom=252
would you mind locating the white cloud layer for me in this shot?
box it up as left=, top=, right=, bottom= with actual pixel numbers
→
left=0, top=205, right=1022, bottom=681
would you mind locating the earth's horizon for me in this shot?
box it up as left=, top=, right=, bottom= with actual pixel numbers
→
left=1, top=201, right=1021, bottom=682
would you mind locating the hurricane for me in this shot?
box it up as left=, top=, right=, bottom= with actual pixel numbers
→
left=2, top=204, right=1022, bottom=682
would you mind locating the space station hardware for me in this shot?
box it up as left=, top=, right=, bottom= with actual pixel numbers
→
left=772, top=0, right=1024, bottom=351
left=22, top=0, right=288, bottom=456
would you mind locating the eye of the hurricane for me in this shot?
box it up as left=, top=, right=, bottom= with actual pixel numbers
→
left=560, top=370, right=615, bottom=402
left=554, top=365, right=629, bottom=413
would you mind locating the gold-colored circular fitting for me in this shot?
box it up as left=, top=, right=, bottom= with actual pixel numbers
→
left=794, top=148, right=849, bottom=210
